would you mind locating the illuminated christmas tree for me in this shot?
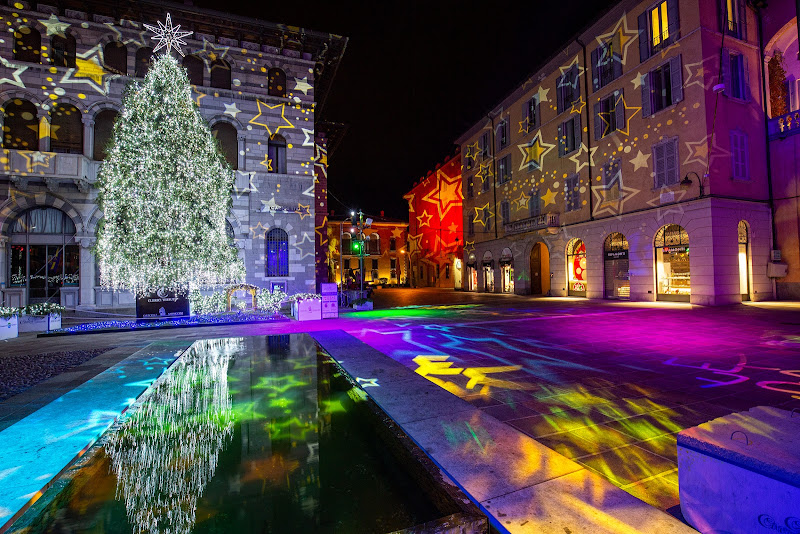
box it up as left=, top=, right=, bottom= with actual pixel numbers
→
left=95, top=52, right=244, bottom=295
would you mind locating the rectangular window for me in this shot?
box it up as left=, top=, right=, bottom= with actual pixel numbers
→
left=594, top=91, right=624, bottom=139
left=523, top=96, right=539, bottom=133
left=501, top=200, right=510, bottom=225
left=468, top=217, right=474, bottom=236
left=565, top=174, right=581, bottom=212
left=721, top=0, right=747, bottom=40
left=601, top=158, right=622, bottom=201
left=498, top=120, right=509, bottom=149
left=529, top=189, right=541, bottom=217
left=480, top=132, right=490, bottom=160
left=652, top=137, right=679, bottom=187
left=372, top=259, right=379, bottom=270
left=639, top=0, right=680, bottom=61
left=390, top=237, right=396, bottom=251
left=390, top=258, right=396, bottom=269
left=730, top=130, right=749, bottom=179
left=467, top=177, right=474, bottom=198
left=643, top=55, right=683, bottom=116
left=723, top=49, right=748, bottom=100
left=558, top=115, right=581, bottom=156
left=481, top=171, right=490, bottom=192
left=557, top=65, right=579, bottom=114
left=592, top=38, right=622, bottom=91
left=445, top=264, right=450, bottom=279
left=498, top=154, right=512, bottom=183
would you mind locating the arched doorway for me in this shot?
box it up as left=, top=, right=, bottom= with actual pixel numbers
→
left=500, top=247, right=514, bottom=293
left=8, top=207, right=79, bottom=304
left=654, top=224, right=690, bottom=301
left=566, top=239, right=587, bottom=297
left=466, top=253, right=477, bottom=291
left=529, top=242, right=550, bottom=295
left=603, top=232, right=630, bottom=299
left=482, top=251, right=495, bottom=292
left=738, top=221, right=750, bottom=301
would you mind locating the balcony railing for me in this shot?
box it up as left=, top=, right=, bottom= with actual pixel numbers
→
left=769, top=110, right=800, bottom=140
left=504, top=212, right=559, bottom=236
left=2, top=150, right=98, bottom=192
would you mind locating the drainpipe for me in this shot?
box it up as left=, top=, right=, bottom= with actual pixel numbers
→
left=756, top=7, right=779, bottom=261
left=490, top=113, right=499, bottom=239
left=576, top=38, right=594, bottom=220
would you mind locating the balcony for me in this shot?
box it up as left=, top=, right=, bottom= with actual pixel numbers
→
left=2, top=150, right=98, bottom=193
left=768, top=110, right=800, bottom=140
left=504, top=213, right=559, bottom=236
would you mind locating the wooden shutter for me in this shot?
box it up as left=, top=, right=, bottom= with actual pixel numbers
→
left=591, top=48, right=600, bottom=92
left=641, top=72, right=652, bottom=117
left=638, top=12, right=651, bottom=62
left=738, top=0, right=747, bottom=40
left=594, top=102, right=603, bottom=140
left=653, top=143, right=665, bottom=187
left=614, top=90, right=625, bottom=132
left=718, top=0, right=727, bottom=32
left=670, top=55, right=683, bottom=104
left=558, top=122, right=565, bottom=156
left=667, top=0, right=680, bottom=41
left=613, top=50, right=623, bottom=80
left=573, top=116, right=582, bottom=152
left=743, top=54, right=750, bottom=101
left=665, top=139, right=678, bottom=185
left=721, top=48, right=731, bottom=96
left=534, top=97, right=540, bottom=128
left=557, top=78, right=565, bottom=113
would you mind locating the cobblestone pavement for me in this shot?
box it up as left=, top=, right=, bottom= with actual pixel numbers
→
left=3, top=288, right=800, bottom=512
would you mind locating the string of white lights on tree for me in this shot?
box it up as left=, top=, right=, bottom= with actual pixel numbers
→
left=95, top=14, right=244, bottom=295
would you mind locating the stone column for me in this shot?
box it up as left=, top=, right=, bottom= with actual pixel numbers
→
left=37, top=110, right=50, bottom=152
left=82, top=117, right=95, bottom=159
left=0, top=235, right=7, bottom=289
left=237, top=135, right=246, bottom=170
left=78, top=236, right=96, bottom=307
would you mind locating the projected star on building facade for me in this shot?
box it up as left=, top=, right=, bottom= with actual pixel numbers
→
left=513, top=190, right=530, bottom=211
left=557, top=56, right=584, bottom=90
left=541, top=188, right=557, bottom=206
left=570, top=95, right=585, bottom=115
left=0, top=57, right=27, bottom=88
left=248, top=99, right=294, bottom=137
left=38, top=14, right=70, bottom=37
left=464, top=141, right=480, bottom=162
left=629, top=150, right=651, bottom=171
left=223, top=102, right=240, bottom=118
left=591, top=168, right=639, bottom=217
left=196, top=38, right=229, bottom=72
left=58, top=45, right=114, bottom=95
left=293, top=77, right=312, bottom=95
left=421, top=169, right=463, bottom=219
left=517, top=131, right=555, bottom=171
left=600, top=94, right=640, bottom=136
left=403, top=192, right=415, bottom=213
left=477, top=161, right=494, bottom=185
left=416, top=209, right=433, bottom=228
left=144, top=13, right=192, bottom=57
left=568, top=143, right=597, bottom=174
left=594, top=15, right=639, bottom=66
left=20, top=150, right=54, bottom=172
left=473, top=202, right=494, bottom=227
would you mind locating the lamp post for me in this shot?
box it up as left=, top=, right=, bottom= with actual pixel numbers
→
left=680, top=171, right=708, bottom=198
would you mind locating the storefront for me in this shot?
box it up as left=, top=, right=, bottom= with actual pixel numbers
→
left=603, top=232, right=629, bottom=300
left=8, top=207, right=79, bottom=304
left=738, top=221, right=750, bottom=301
left=500, top=248, right=514, bottom=293
left=466, top=253, right=477, bottom=291
left=566, top=239, right=587, bottom=297
left=482, top=251, right=494, bottom=293
left=655, top=224, right=690, bottom=302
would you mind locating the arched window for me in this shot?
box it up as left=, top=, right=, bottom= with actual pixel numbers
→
left=268, top=134, right=287, bottom=174
left=342, top=232, right=352, bottom=255
left=9, top=207, right=78, bottom=303
left=3, top=99, right=38, bottom=150
left=93, top=109, right=118, bottom=160
left=13, top=26, right=40, bottom=63
left=183, top=55, right=203, bottom=86
left=210, top=58, right=231, bottom=89
left=211, top=122, right=238, bottom=170
left=50, top=103, right=83, bottom=154
left=103, top=42, right=127, bottom=75
left=50, top=33, right=76, bottom=68
left=135, top=47, right=153, bottom=78
left=265, top=228, right=289, bottom=277
left=367, top=234, right=380, bottom=255
left=268, top=68, right=286, bottom=97
left=654, top=224, right=690, bottom=301
left=738, top=221, right=750, bottom=300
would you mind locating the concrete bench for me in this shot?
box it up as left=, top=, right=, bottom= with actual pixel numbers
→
left=677, top=406, right=800, bottom=533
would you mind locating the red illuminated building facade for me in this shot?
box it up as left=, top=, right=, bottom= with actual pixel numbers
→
left=404, top=151, right=464, bottom=289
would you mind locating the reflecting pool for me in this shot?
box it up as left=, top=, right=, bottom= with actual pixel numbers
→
left=13, top=335, right=440, bottom=533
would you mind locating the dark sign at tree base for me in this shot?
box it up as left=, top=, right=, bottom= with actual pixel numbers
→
left=136, top=289, right=190, bottom=319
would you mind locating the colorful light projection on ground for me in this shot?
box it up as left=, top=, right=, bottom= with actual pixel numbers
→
left=104, top=337, right=240, bottom=533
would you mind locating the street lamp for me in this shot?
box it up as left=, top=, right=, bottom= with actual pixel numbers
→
left=680, top=171, right=708, bottom=198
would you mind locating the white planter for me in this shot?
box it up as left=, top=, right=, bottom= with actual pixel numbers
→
left=292, top=299, right=321, bottom=321
left=18, top=313, right=62, bottom=333
left=0, top=315, right=19, bottom=340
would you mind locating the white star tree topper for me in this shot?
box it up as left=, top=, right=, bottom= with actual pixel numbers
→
left=144, top=13, right=192, bottom=57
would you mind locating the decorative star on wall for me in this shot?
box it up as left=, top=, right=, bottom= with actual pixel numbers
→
left=591, top=169, right=639, bottom=217
left=233, top=171, right=257, bottom=199
left=594, top=15, right=639, bottom=66
left=570, top=95, right=586, bottom=115
left=416, top=209, right=433, bottom=228
left=58, top=45, right=114, bottom=95
left=296, top=203, right=311, bottom=220
left=260, top=196, right=279, bottom=213
left=356, top=377, right=379, bottom=388
left=422, top=169, right=463, bottom=219
left=477, top=161, right=494, bottom=182
left=20, top=150, right=54, bottom=172
left=517, top=130, right=555, bottom=172
left=631, top=71, right=646, bottom=89
left=302, top=128, right=315, bottom=147
left=406, top=233, right=423, bottom=254
left=513, top=190, right=530, bottom=212
left=144, top=13, right=192, bottom=57
left=612, top=94, right=640, bottom=136
left=629, top=150, right=651, bottom=171
left=192, top=89, right=206, bottom=107
left=249, top=222, right=269, bottom=239
left=403, top=192, right=416, bottom=213
left=196, top=38, right=229, bottom=72
left=537, top=86, right=550, bottom=103
left=541, top=188, right=558, bottom=206
left=0, top=57, right=27, bottom=88
left=248, top=100, right=294, bottom=137
left=647, top=186, right=688, bottom=220
left=557, top=56, right=585, bottom=90
left=473, top=203, right=494, bottom=227
left=293, top=77, right=312, bottom=95
left=391, top=227, right=404, bottom=239
left=223, top=102, right=240, bottom=118
left=38, top=14, right=70, bottom=37
left=518, top=117, right=532, bottom=135
left=259, top=154, right=273, bottom=171
left=684, top=57, right=716, bottom=91
left=683, top=137, right=709, bottom=166
left=315, top=216, right=328, bottom=246
left=464, top=240, right=475, bottom=253
left=568, top=143, right=598, bottom=174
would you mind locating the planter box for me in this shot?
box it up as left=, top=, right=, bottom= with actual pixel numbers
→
left=0, top=315, right=18, bottom=340
left=352, top=301, right=373, bottom=311
left=18, top=313, right=62, bottom=333
left=678, top=406, right=800, bottom=534
left=292, top=299, right=321, bottom=321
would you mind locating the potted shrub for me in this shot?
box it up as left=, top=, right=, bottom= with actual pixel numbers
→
left=0, top=307, right=19, bottom=340
left=290, top=293, right=322, bottom=321
left=19, top=302, right=65, bottom=332
left=351, top=298, right=373, bottom=311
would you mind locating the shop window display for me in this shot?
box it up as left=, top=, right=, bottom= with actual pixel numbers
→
left=567, top=239, right=587, bottom=296
left=654, top=224, right=690, bottom=301
left=604, top=232, right=629, bottom=299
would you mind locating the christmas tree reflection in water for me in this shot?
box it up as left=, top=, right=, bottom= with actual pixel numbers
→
left=103, top=337, right=242, bottom=534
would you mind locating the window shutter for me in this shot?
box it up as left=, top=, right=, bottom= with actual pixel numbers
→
left=591, top=48, right=600, bottom=92
left=738, top=0, right=747, bottom=40
left=721, top=48, right=731, bottom=96
left=614, top=90, right=625, bottom=132
left=534, top=97, right=540, bottom=128
left=638, top=12, right=650, bottom=62
left=653, top=143, right=665, bottom=187
left=641, top=72, right=652, bottom=117
left=557, top=79, right=565, bottom=114
left=558, top=122, right=564, bottom=156
left=743, top=54, right=750, bottom=101
left=742, top=133, right=749, bottom=179
left=670, top=55, right=683, bottom=104
left=665, top=139, right=678, bottom=185
left=667, top=0, right=680, bottom=40
left=593, top=102, right=603, bottom=140
left=573, top=116, right=582, bottom=152
left=613, top=50, right=623, bottom=80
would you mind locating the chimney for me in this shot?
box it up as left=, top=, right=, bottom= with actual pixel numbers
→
left=380, top=210, right=384, bottom=217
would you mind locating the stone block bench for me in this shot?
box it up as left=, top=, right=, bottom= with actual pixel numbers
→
left=677, top=406, right=800, bottom=533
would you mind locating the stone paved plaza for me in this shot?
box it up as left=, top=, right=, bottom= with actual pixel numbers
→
left=2, top=288, right=800, bottom=517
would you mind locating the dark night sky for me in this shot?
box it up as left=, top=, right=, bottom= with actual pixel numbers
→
left=197, top=0, right=618, bottom=220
